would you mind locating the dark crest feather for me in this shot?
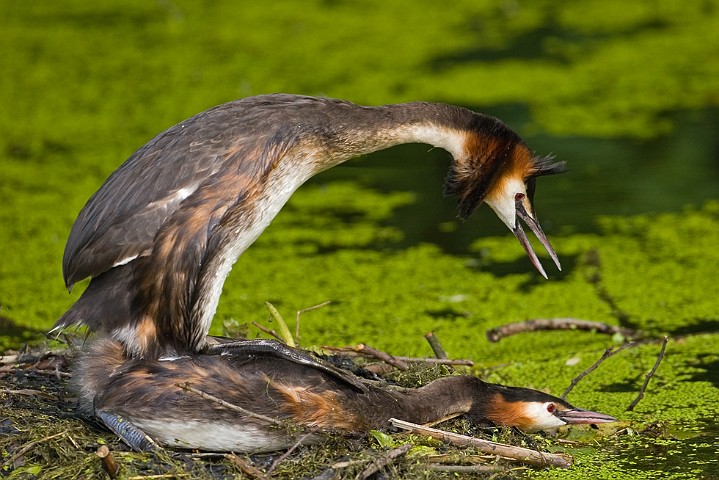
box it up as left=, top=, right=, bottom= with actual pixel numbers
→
left=443, top=145, right=513, bottom=221
left=531, top=155, right=566, bottom=177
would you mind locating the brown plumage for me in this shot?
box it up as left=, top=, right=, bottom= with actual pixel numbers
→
left=54, top=94, right=565, bottom=359
left=78, top=338, right=615, bottom=453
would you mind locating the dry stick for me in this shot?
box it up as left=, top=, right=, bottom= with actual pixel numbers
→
left=321, top=346, right=473, bottom=366
left=127, top=475, right=187, bottom=480
left=224, top=453, right=266, bottom=480
left=252, top=321, right=284, bottom=343
left=309, top=457, right=366, bottom=479
left=1, top=354, right=20, bottom=364
left=425, top=453, right=495, bottom=464
left=486, top=318, right=640, bottom=343
left=424, top=331, right=448, bottom=359
left=295, top=300, right=332, bottom=345
left=66, top=433, right=81, bottom=450
left=177, top=382, right=285, bottom=426
left=627, top=336, right=669, bottom=412
left=355, top=344, right=409, bottom=371
left=26, top=369, right=72, bottom=378
left=0, top=349, right=70, bottom=365
left=1, top=431, right=66, bottom=468
left=561, top=342, right=635, bottom=399
left=426, top=464, right=505, bottom=474
left=96, top=445, right=119, bottom=479
left=3, top=388, right=58, bottom=400
left=266, top=431, right=316, bottom=477
left=357, top=443, right=413, bottom=480
left=389, top=419, right=573, bottom=469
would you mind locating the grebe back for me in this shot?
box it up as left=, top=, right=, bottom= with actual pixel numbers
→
left=54, top=95, right=565, bottom=359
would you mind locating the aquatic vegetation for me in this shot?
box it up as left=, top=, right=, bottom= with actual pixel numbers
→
left=1, top=0, right=718, bottom=477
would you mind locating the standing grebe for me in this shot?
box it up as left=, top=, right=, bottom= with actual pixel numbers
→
left=79, top=338, right=615, bottom=453
left=53, top=94, right=565, bottom=359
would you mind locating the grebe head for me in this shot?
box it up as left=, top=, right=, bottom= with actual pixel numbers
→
left=473, top=382, right=616, bottom=432
left=446, top=134, right=565, bottom=278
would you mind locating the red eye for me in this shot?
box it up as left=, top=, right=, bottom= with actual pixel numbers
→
left=546, top=403, right=556, bottom=413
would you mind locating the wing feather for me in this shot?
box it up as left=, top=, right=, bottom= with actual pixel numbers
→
left=62, top=95, right=351, bottom=288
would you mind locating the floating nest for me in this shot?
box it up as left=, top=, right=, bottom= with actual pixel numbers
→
left=1, top=340, right=601, bottom=479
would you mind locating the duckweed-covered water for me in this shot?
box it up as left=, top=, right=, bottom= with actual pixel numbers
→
left=1, top=1, right=718, bottom=478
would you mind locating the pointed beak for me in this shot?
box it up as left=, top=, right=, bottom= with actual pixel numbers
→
left=556, top=408, right=617, bottom=426
left=512, top=194, right=561, bottom=279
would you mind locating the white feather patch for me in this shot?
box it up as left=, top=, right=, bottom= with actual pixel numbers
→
left=132, top=419, right=311, bottom=452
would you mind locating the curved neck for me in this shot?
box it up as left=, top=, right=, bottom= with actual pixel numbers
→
left=168, top=99, right=514, bottom=354
left=316, top=101, right=488, bottom=166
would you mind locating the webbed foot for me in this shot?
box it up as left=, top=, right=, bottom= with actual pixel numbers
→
left=96, top=409, right=158, bottom=452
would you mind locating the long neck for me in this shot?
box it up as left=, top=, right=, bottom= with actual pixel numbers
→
left=314, top=100, right=523, bottom=219
left=363, top=376, right=486, bottom=427
left=313, top=101, right=487, bottom=166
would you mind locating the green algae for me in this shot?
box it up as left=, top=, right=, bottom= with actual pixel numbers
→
left=1, top=1, right=719, bottom=478
left=2, top=0, right=719, bottom=333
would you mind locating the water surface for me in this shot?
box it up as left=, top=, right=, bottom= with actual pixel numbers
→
left=316, top=107, right=719, bottom=254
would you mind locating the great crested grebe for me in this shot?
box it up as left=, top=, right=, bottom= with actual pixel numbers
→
left=79, top=338, right=615, bottom=453
left=53, top=94, right=565, bottom=359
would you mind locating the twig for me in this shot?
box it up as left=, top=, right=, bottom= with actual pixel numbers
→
left=357, top=443, right=413, bottom=480
left=309, top=457, right=368, bottom=478
left=355, top=344, right=409, bottom=371
left=177, top=382, right=285, bottom=426
left=66, top=433, right=80, bottom=450
left=96, top=445, right=119, bottom=479
left=321, top=346, right=473, bottom=366
left=295, top=300, right=331, bottom=345
left=127, top=475, right=187, bottom=479
left=266, top=432, right=315, bottom=477
left=224, top=453, right=266, bottom=480
left=626, top=336, right=669, bottom=412
left=561, top=342, right=635, bottom=399
left=2, top=388, right=58, bottom=400
left=252, top=321, right=284, bottom=343
left=426, top=464, right=505, bottom=473
left=424, top=332, right=448, bottom=359
left=39, top=369, right=72, bottom=378
left=0, top=349, right=70, bottom=365
left=0, top=354, right=19, bottom=364
left=486, top=318, right=641, bottom=343
left=425, top=453, right=494, bottom=464
left=389, top=418, right=573, bottom=469
left=1, top=431, right=66, bottom=467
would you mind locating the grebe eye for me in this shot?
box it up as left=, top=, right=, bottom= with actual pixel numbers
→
left=546, top=403, right=556, bottom=413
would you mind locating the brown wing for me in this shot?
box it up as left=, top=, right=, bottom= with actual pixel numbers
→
left=62, top=94, right=342, bottom=289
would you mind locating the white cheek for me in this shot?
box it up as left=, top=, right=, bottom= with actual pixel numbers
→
left=484, top=178, right=526, bottom=230
left=523, top=403, right=566, bottom=432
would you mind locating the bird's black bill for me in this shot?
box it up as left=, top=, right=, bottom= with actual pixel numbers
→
left=512, top=194, right=561, bottom=279
left=556, top=408, right=617, bottom=426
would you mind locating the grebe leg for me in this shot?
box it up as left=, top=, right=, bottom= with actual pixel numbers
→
left=96, top=409, right=158, bottom=452
left=206, top=339, right=369, bottom=393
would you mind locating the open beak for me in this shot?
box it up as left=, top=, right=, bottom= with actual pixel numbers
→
left=556, top=408, right=617, bottom=426
left=512, top=194, right=561, bottom=279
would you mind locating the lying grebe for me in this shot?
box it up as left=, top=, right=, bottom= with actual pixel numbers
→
left=53, top=94, right=565, bottom=359
left=79, top=338, right=615, bottom=453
